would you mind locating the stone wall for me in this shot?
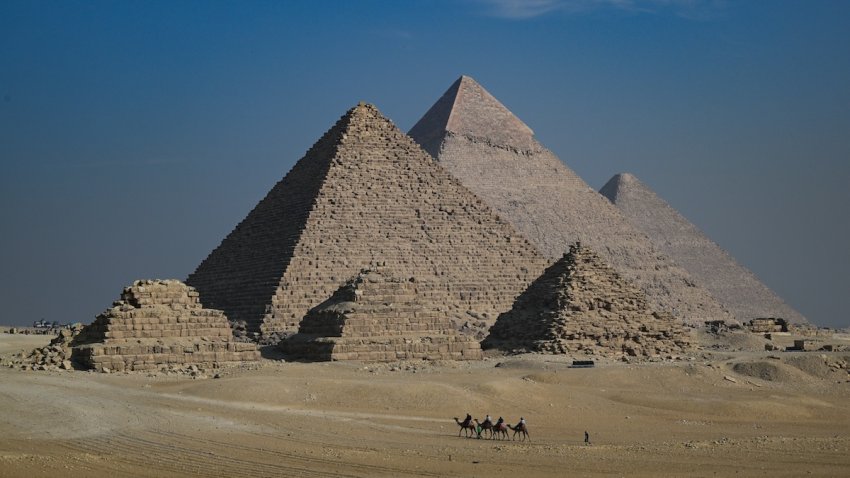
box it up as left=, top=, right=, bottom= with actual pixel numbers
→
left=483, top=243, right=693, bottom=360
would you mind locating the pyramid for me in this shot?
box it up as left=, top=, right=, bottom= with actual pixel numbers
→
left=409, top=76, right=731, bottom=325
left=187, top=103, right=548, bottom=338
left=71, top=280, right=260, bottom=372
left=600, top=173, right=807, bottom=324
left=483, top=243, right=693, bottom=358
left=283, top=269, right=482, bottom=361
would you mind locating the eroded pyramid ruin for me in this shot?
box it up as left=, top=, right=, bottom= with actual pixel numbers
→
left=483, top=243, right=693, bottom=359
left=409, top=76, right=730, bottom=325
left=187, top=103, right=548, bottom=338
left=71, top=280, right=260, bottom=372
left=283, top=269, right=482, bottom=361
left=600, top=172, right=806, bottom=324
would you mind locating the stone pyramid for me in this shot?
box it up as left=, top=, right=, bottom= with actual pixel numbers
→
left=409, top=76, right=731, bottom=325
left=71, top=280, right=260, bottom=372
left=483, top=243, right=693, bottom=358
left=283, top=269, right=482, bottom=361
left=187, top=103, right=548, bottom=338
left=600, top=173, right=807, bottom=324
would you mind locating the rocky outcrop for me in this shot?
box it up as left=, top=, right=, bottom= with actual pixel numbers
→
left=283, top=269, right=482, bottom=361
left=483, top=243, right=693, bottom=359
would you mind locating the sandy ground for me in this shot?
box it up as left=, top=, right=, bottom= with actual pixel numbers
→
left=1, top=333, right=849, bottom=477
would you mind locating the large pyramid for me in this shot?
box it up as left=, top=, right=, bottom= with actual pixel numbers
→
left=283, top=268, right=482, bottom=361
left=409, top=76, right=731, bottom=325
left=483, top=243, right=693, bottom=359
left=600, top=173, right=806, bottom=324
left=187, top=103, right=548, bottom=338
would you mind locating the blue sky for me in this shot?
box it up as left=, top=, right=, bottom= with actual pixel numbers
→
left=1, top=0, right=848, bottom=328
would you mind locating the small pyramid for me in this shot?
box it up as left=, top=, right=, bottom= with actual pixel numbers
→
left=71, top=280, right=259, bottom=372
left=409, top=76, right=731, bottom=325
left=483, top=244, right=693, bottom=358
left=187, top=103, right=548, bottom=338
left=600, top=173, right=807, bottom=324
left=283, top=269, right=482, bottom=361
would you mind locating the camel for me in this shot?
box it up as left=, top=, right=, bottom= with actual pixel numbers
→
left=492, top=418, right=509, bottom=440
left=474, top=418, right=494, bottom=439
left=454, top=416, right=476, bottom=438
left=508, top=422, right=530, bottom=441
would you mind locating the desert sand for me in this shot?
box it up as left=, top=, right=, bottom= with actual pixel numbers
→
left=1, top=333, right=849, bottom=477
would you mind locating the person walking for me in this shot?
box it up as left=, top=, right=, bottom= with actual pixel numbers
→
left=584, top=430, right=590, bottom=445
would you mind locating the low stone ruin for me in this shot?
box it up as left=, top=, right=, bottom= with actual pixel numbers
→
left=483, top=243, right=694, bottom=359
left=3, top=324, right=84, bottom=371
left=282, top=269, right=482, bottom=361
left=71, top=280, right=259, bottom=372
left=747, top=318, right=789, bottom=333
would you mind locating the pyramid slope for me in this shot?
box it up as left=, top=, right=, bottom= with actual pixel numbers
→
left=409, top=76, right=731, bottom=325
left=188, top=103, right=549, bottom=337
left=283, top=269, right=482, bottom=361
left=186, top=113, right=348, bottom=334
left=600, top=173, right=807, bottom=324
left=483, top=244, right=693, bottom=358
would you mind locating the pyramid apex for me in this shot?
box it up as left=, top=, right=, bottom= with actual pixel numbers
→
left=409, top=76, right=535, bottom=155
left=338, top=102, right=396, bottom=132
left=349, top=101, right=381, bottom=115
left=600, top=172, right=643, bottom=204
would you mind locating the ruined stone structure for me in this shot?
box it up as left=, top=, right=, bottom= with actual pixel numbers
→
left=483, top=243, right=693, bottom=359
left=187, top=103, right=548, bottom=338
left=283, top=269, right=482, bottom=361
left=71, top=280, right=259, bottom=372
left=409, top=76, right=730, bottom=325
left=747, top=318, right=789, bottom=333
left=600, top=172, right=807, bottom=324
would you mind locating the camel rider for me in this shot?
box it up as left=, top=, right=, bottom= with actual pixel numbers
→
left=485, top=414, right=492, bottom=424
left=463, top=413, right=472, bottom=426
left=519, top=417, right=526, bottom=428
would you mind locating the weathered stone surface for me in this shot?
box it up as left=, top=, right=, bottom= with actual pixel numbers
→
left=483, top=243, right=693, bottom=359
left=187, top=103, right=548, bottom=338
left=409, top=76, right=731, bottom=325
left=70, top=280, right=259, bottom=372
left=8, top=323, right=85, bottom=371
left=748, top=318, right=789, bottom=333
left=283, top=269, right=482, bottom=361
left=600, top=172, right=807, bottom=324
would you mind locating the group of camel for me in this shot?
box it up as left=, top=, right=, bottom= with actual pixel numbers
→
left=453, top=414, right=530, bottom=441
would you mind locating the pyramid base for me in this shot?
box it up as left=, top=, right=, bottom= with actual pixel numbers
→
left=72, top=339, right=260, bottom=372
left=282, top=334, right=482, bottom=362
